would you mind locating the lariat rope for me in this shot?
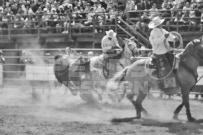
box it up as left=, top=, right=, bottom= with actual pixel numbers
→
left=148, top=31, right=183, bottom=80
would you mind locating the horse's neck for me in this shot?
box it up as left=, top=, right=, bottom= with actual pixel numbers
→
left=181, top=54, right=199, bottom=72
left=121, top=45, right=132, bottom=66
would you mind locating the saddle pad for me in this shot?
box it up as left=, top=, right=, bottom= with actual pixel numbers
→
left=93, top=55, right=104, bottom=69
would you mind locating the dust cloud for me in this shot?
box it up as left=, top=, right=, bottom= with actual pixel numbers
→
left=0, top=39, right=191, bottom=124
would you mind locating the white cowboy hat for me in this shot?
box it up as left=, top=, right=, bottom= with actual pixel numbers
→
left=106, top=29, right=117, bottom=38
left=148, top=16, right=165, bottom=29
left=88, top=51, right=93, bottom=55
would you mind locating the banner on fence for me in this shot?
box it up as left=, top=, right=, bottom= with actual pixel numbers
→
left=26, top=65, right=56, bottom=81
left=197, top=66, right=203, bottom=85
left=0, top=64, right=2, bottom=85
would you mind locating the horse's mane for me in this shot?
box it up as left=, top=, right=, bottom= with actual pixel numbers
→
left=177, top=39, right=200, bottom=59
left=54, top=54, right=62, bottom=61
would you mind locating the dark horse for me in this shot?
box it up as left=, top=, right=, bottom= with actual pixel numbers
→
left=53, top=55, right=95, bottom=102
left=107, top=39, right=203, bottom=122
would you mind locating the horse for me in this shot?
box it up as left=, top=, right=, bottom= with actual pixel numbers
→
left=54, top=55, right=95, bottom=102
left=107, top=38, right=203, bottom=122
left=88, top=38, right=138, bottom=101
left=53, top=38, right=138, bottom=103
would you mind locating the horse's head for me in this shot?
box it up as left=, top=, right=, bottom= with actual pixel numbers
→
left=195, top=39, right=203, bottom=63
left=119, top=37, right=138, bottom=62
left=123, top=37, right=138, bottom=56
left=54, top=54, right=62, bottom=61
left=183, top=39, right=203, bottom=63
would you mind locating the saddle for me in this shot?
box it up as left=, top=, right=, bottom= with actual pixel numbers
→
left=92, top=50, right=123, bottom=79
left=103, top=50, right=123, bottom=79
left=148, top=52, right=180, bottom=95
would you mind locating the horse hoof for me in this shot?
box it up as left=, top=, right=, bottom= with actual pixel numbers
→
left=173, top=115, right=178, bottom=120
left=188, top=117, right=196, bottom=122
left=144, top=113, right=151, bottom=118
left=135, top=115, right=141, bottom=119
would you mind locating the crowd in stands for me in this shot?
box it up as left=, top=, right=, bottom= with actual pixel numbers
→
left=129, top=0, right=203, bottom=32
left=1, top=0, right=203, bottom=35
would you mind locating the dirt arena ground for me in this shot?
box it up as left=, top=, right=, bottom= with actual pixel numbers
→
left=0, top=87, right=203, bottom=135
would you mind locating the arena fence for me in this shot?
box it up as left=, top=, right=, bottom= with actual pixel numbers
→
left=0, top=48, right=203, bottom=97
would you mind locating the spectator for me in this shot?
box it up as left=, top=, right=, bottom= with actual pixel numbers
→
left=84, top=7, right=94, bottom=26
left=14, top=14, right=24, bottom=34
left=149, top=3, right=159, bottom=19
left=99, top=0, right=107, bottom=10
left=188, top=4, right=197, bottom=30
left=84, top=2, right=92, bottom=12
left=136, top=10, right=150, bottom=33
left=55, top=16, right=63, bottom=33
left=108, top=6, right=117, bottom=24
left=88, top=51, right=94, bottom=57
left=125, top=0, right=135, bottom=12
left=182, top=2, right=191, bottom=14
left=138, top=0, right=151, bottom=10
left=64, top=47, right=74, bottom=59
left=94, top=1, right=105, bottom=32
left=179, top=10, right=190, bottom=31
left=24, top=15, right=34, bottom=33
left=63, top=16, right=70, bottom=33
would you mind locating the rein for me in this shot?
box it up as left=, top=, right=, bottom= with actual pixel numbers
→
left=188, top=71, right=203, bottom=92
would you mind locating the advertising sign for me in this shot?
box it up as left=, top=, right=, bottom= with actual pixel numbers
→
left=197, top=66, right=203, bottom=85
left=26, top=65, right=56, bottom=81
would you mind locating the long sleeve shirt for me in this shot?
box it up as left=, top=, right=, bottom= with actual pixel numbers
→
left=101, top=35, right=118, bottom=53
left=149, top=28, right=176, bottom=55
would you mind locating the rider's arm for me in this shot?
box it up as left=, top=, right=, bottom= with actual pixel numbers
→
left=101, top=37, right=111, bottom=52
left=113, top=37, right=122, bottom=49
left=163, top=29, right=176, bottom=42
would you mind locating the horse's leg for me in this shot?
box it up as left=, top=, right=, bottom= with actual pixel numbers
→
left=126, top=93, right=141, bottom=118
left=126, top=91, right=147, bottom=119
left=135, top=91, right=148, bottom=117
left=173, top=102, right=184, bottom=119
left=181, top=87, right=195, bottom=122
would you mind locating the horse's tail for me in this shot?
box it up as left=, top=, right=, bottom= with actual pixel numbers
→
left=54, top=54, right=62, bottom=61
left=107, top=67, right=128, bottom=92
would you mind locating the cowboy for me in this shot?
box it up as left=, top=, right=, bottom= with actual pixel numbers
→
left=20, top=50, right=32, bottom=64
left=0, top=50, right=5, bottom=64
left=148, top=16, right=178, bottom=74
left=101, top=29, right=122, bottom=78
left=101, top=29, right=121, bottom=56
left=64, top=47, right=74, bottom=59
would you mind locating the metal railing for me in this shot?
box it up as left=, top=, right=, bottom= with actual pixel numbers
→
left=0, top=9, right=202, bottom=40
left=0, top=48, right=202, bottom=98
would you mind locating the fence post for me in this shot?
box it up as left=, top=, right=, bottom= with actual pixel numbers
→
left=93, top=15, right=96, bottom=38
left=37, top=15, right=41, bottom=40
left=8, top=16, right=11, bottom=40
left=68, top=13, right=72, bottom=40
left=176, top=12, right=179, bottom=32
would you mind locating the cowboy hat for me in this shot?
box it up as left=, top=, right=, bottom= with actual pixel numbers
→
left=106, top=29, right=117, bottom=38
left=148, top=16, right=165, bottom=29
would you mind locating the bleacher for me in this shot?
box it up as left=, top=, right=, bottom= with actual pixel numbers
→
left=0, top=0, right=203, bottom=49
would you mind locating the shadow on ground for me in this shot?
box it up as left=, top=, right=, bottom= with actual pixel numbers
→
left=111, top=117, right=203, bottom=135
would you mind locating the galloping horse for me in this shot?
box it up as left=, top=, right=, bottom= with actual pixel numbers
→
left=107, top=38, right=203, bottom=122
left=54, top=55, right=92, bottom=100
left=53, top=38, right=138, bottom=102
left=89, top=38, right=138, bottom=101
